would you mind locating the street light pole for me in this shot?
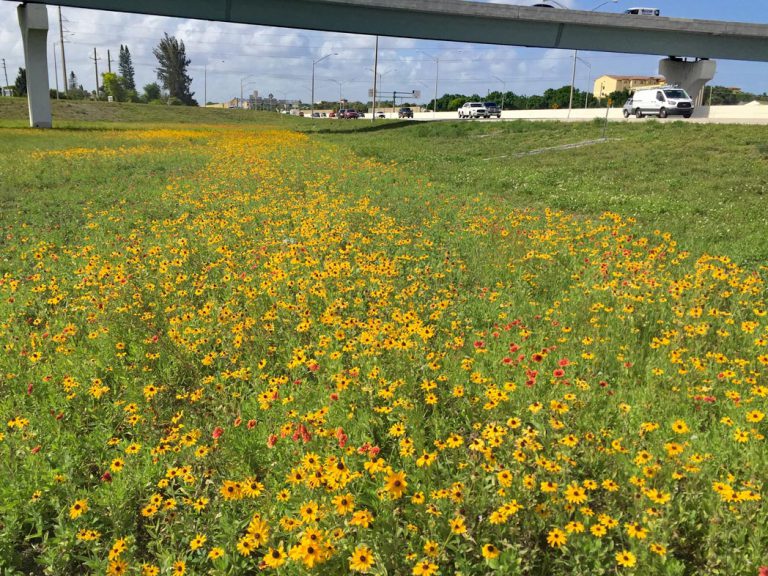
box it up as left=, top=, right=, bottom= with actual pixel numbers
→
left=371, top=35, right=379, bottom=122
left=379, top=69, right=396, bottom=116
left=568, top=0, right=618, bottom=116
left=204, top=60, right=224, bottom=107
left=568, top=50, right=578, bottom=117
left=326, top=79, right=343, bottom=101
left=369, top=67, right=396, bottom=117
left=418, top=50, right=439, bottom=119
left=433, top=57, right=438, bottom=119
left=311, top=52, right=337, bottom=118
left=492, top=75, right=506, bottom=115
left=240, top=74, right=257, bottom=108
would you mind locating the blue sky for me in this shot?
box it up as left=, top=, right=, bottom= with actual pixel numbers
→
left=0, top=1, right=766, bottom=104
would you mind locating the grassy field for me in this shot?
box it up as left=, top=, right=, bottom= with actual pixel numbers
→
left=0, top=102, right=766, bottom=575
left=0, top=97, right=283, bottom=127
left=304, top=118, right=768, bottom=264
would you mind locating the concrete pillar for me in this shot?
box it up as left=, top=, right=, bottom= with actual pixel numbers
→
left=658, top=58, right=717, bottom=107
left=18, top=3, right=52, bottom=128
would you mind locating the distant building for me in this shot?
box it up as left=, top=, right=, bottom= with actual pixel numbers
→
left=224, top=96, right=299, bottom=110
left=593, top=75, right=665, bottom=98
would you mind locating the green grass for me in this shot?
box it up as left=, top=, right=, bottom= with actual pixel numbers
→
left=305, top=118, right=768, bottom=264
left=0, top=128, right=211, bottom=250
left=0, top=97, right=300, bottom=128
left=3, top=100, right=767, bottom=262
left=0, top=105, right=767, bottom=576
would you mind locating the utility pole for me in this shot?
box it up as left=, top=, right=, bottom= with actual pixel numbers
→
left=91, top=48, right=101, bottom=99
left=568, top=50, right=578, bottom=116
left=59, top=7, right=68, bottom=94
left=2, top=59, right=8, bottom=95
left=52, top=44, right=60, bottom=98
left=371, top=35, right=378, bottom=122
left=107, top=49, right=112, bottom=73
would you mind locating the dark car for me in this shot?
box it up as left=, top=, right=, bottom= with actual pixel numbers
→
left=483, top=102, right=501, bottom=118
left=398, top=107, right=414, bottom=118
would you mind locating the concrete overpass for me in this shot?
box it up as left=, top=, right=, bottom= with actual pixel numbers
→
left=11, top=0, right=768, bottom=127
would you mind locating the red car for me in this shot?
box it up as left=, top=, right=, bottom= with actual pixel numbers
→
left=338, top=109, right=359, bottom=119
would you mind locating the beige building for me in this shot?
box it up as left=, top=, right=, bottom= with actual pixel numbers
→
left=593, top=75, right=666, bottom=98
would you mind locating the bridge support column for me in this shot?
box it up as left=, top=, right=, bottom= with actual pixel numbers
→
left=659, top=58, right=716, bottom=107
left=18, top=3, right=52, bottom=128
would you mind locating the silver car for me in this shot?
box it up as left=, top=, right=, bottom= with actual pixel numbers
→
left=622, top=98, right=634, bottom=118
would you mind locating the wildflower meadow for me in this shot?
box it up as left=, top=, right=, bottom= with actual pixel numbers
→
left=0, top=122, right=766, bottom=575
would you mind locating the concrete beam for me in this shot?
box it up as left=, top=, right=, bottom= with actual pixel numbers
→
left=18, top=3, right=51, bottom=128
left=9, top=0, right=768, bottom=62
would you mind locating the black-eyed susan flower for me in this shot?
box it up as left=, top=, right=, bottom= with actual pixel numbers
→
left=384, top=470, right=407, bottom=499
left=349, top=544, right=375, bottom=572
left=481, top=543, right=500, bottom=559
left=546, top=528, right=567, bottom=548
left=615, top=550, right=636, bottom=568
left=189, top=533, right=206, bottom=551
left=69, top=499, right=88, bottom=519
left=263, top=546, right=286, bottom=568
left=412, top=559, right=438, bottom=576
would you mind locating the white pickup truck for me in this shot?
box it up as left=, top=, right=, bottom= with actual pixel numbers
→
left=458, top=102, right=487, bottom=118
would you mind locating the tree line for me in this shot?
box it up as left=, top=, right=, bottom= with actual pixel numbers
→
left=425, top=86, right=630, bottom=111
left=7, top=33, right=196, bottom=106
left=95, top=34, right=195, bottom=105
left=424, top=84, right=768, bottom=111
left=6, top=45, right=768, bottom=109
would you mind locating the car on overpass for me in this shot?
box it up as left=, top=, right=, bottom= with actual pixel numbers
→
left=624, top=7, right=661, bottom=16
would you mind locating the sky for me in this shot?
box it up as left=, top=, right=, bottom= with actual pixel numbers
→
left=1, top=0, right=767, bottom=105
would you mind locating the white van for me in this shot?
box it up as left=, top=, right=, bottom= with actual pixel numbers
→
left=624, top=7, right=660, bottom=15
left=628, top=86, right=694, bottom=119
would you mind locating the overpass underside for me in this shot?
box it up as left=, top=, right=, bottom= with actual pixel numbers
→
left=14, top=0, right=768, bottom=60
